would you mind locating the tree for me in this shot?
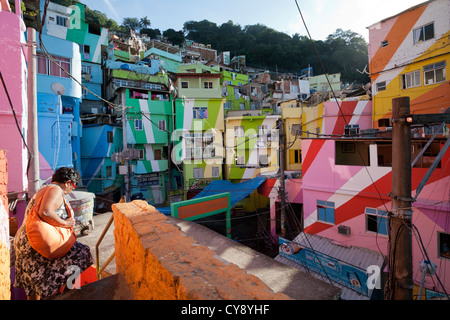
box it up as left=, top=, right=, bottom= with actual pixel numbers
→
left=163, top=28, right=185, bottom=46
left=140, top=16, right=151, bottom=29
left=140, top=28, right=161, bottom=39
left=122, top=17, right=140, bottom=32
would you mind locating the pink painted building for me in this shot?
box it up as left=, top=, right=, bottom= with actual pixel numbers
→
left=301, top=137, right=449, bottom=299
left=0, top=0, right=29, bottom=224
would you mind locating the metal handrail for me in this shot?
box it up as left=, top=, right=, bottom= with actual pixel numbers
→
left=95, top=212, right=115, bottom=280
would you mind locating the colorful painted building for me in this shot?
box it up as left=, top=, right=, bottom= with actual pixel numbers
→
left=80, top=124, right=123, bottom=210
left=142, top=40, right=182, bottom=74
left=104, top=43, right=175, bottom=205
left=174, top=63, right=225, bottom=199
left=0, top=0, right=29, bottom=194
left=221, top=70, right=250, bottom=113
left=368, top=0, right=450, bottom=129
left=0, top=0, right=30, bottom=234
left=300, top=136, right=449, bottom=299
left=279, top=99, right=303, bottom=171
left=35, top=32, right=81, bottom=181
left=224, top=113, right=280, bottom=181
left=40, top=1, right=110, bottom=177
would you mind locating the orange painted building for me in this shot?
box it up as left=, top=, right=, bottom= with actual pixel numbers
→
left=368, top=0, right=450, bottom=130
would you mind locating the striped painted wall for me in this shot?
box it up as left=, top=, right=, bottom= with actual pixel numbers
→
left=368, top=0, right=450, bottom=128
left=301, top=138, right=450, bottom=296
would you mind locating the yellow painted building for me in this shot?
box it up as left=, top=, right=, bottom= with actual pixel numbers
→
left=368, top=0, right=450, bottom=129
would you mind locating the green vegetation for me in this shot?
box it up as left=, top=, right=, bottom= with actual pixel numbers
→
left=48, top=0, right=370, bottom=84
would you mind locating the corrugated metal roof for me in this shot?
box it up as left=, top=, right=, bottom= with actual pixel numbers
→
left=275, top=232, right=386, bottom=300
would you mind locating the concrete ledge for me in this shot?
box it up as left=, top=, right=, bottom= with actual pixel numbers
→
left=112, top=200, right=293, bottom=300
left=170, top=217, right=341, bottom=300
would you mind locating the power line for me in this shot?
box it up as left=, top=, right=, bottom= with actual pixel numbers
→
left=294, top=0, right=390, bottom=215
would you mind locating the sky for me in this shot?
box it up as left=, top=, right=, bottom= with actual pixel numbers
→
left=80, top=0, right=427, bottom=41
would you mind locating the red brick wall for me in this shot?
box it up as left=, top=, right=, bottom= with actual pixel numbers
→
left=0, top=149, right=10, bottom=300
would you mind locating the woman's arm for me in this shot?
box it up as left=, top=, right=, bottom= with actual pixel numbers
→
left=38, top=186, right=75, bottom=228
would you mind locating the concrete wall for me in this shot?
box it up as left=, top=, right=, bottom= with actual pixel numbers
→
left=112, top=200, right=291, bottom=300
left=0, top=150, right=10, bottom=300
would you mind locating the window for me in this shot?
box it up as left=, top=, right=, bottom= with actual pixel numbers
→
left=181, top=81, right=189, bottom=89
left=376, top=81, right=386, bottom=92
left=423, top=61, right=446, bottom=85
left=82, top=64, right=92, bottom=75
left=79, top=45, right=91, bottom=60
left=106, top=166, right=112, bottom=178
left=289, top=149, right=301, bottom=164
left=82, top=87, right=87, bottom=99
left=184, top=133, right=203, bottom=160
left=193, top=107, right=208, bottom=119
left=204, top=81, right=213, bottom=89
left=259, top=154, right=269, bottom=167
left=234, top=126, right=244, bottom=137
left=401, top=70, right=421, bottom=89
left=211, top=167, right=219, bottom=178
left=317, top=200, right=335, bottom=224
left=203, top=133, right=215, bottom=158
left=413, top=22, right=434, bottom=44
left=154, top=149, right=162, bottom=160
left=381, top=40, right=388, bottom=48
left=224, top=102, right=231, bottom=110
left=134, top=119, right=143, bottom=131
left=344, top=124, right=360, bottom=137
left=193, top=167, right=204, bottom=179
left=56, top=15, right=68, bottom=27
left=291, top=124, right=301, bottom=136
left=88, top=23, right=101, bottom=35
left=37, top=52, right=70, bottom=78
left=107, top=131, right=113, bottom=143
left=235, top=156, right=245, bottom=166
left=438, top=232, right=450, bottom=259
left=138, top=149, right=145, bottom=160
left=365, top=208, right=389, bottom=236
left=158, top=120, right=166, bottom=131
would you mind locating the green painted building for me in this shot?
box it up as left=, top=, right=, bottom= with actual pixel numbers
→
left=173, top=64, right=226, bottom=198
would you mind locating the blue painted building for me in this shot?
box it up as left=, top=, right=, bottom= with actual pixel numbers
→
left=80, top=124, right=123, bottom=210
left=36, top=31, right=82, bottom=182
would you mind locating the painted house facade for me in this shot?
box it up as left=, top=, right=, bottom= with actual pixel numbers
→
left=80, top=124, right=123, bottom=209
left=0, top=0, right=29, bottom=225
left=104, top=43, right=175, bottom=205
left=368, top=0, right=450, bottom=129
left=35, top=34, right=82, bottom=181
left=0, top=0, right=28, bottom=192
left=221, top=70, right=250, bottom=113
left=174, top=63, right=225, bottom=199
left=300, top=136, right=449, bottom=299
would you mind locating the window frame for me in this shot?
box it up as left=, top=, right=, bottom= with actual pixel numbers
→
left=376, top=81, right=386, bottom=92
left=134, top=119, right=143, bottom=131
left=413, top=22, right=434, bottom=44
left=365, top=207, right=389, bottom=236
left=56, top=15, right=68, bottom=27
left=401, top=70, right=421, bottom=89
left=423, top=61, right=446, bottom=86
left=36, top=52, right=71, bottom=79
left=203, top=81, right=213, bottom=89
left=317, top=200, right=335, bottom=225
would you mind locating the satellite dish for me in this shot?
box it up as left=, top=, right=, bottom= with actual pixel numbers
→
left=51, top=82, right=65, bottom=96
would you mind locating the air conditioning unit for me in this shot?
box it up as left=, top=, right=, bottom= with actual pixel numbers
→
left=338, top=225, right=351, bottom=236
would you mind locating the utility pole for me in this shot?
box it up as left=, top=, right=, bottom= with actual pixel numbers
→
left=27, top=27, right=40, bottom=196
left=278, top=118, right=286, bottom=237
left=122, top=91, right=130, bottom=202
left=388, top=96, right=413, bottom=300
